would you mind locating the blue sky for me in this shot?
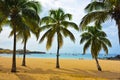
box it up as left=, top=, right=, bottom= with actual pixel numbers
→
left=0, top=0, right=120, bottom=54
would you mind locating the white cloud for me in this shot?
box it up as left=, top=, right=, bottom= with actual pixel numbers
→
left=0, top=0, right=119, bottom=54
left=38, top=0, right=90, bottom=23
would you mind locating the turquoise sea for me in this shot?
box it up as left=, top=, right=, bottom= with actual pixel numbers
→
left=0, top=53, right=118, bottom=59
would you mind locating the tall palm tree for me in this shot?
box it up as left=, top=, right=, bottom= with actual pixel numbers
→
left=80, top=25, right=112, bottom=71
left=80, top=0, right=120, bottom=43
left=18, top=27, right=31, bottom=66
left=9, top=25, right=40, bottom=66
left=0, top=0, right=41, bottom=72
left=40, top=8, right=79, bottom=68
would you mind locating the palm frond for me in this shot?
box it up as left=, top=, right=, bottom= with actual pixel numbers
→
left=61, top=21, right=79, bottom=31
left=61, top=28, right=75, bottom=42
left=49, top=9, right=57, bottom=18
left=96, top=31, right=107, bottom=37
left=39, top=29, right=52, bottom=43
left=85, top=1, right=105, bottom=12
left=100, top=37, right=112, bottom=47
left=46, top=29, right=56, bottom=50
left=80, top=11, right=109, bottom=28
left=40, top=24, right=54, bottom=31
left=80, top=32, right=92, bottom=44
left=40, top=8, right=78, bottom=51
left=57, top=33, right=63, bottom=48
left=22, top=8, right=40, bottom=22
left=24, top=1, right=42, bottom=13
left=63, top=13, right=72, bottom=20
left=41, top=16, right=55, bottom=25
left=101, top=42, right=109, bottom=54
left=9, top=30, right=14, bottom=38
left=83, top=39, right=91, bottom=54
left=0, top=16, right=9, bottom=27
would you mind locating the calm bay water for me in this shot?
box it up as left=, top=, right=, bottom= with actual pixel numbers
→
left=0, top=53, right=118, bottom=59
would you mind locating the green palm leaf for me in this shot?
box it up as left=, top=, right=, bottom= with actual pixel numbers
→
left=80, top=32, right=92, bottom=44
left=0, top=0, right=42, bottom=72
left=40, top=8, right=78, bottom=50
left=46, top=30, right=56, bottom=50
left=100, top=37, right=112, bottom=47
left=25, top=1, right=41, bottom=13
left=83, top=39, right=91, bottom=54
left=61, top=28, right=75, bottom=42
left=101, top=42, right=109, bottom=54
left=80, top=25, right=112, bottom=58
left=85, top=1, right=105, bottom=12
left=61, top=21, right=79, bottom=31
left=63, top=13, right=72, bottom=20
left=80, top=0, right=120, bottom=43
left=80, top=11, right=109, bottom=28
left=39, top=29, right=52, bottom=43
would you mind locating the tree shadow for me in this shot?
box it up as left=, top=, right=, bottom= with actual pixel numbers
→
left=57, top=68, right=120, bottom=79
left=15, top=74, right=36, bottom=80
left=17, top=66, right=60, bottom=74
left=73, top=68, right=120, bottom=79
left=50, top=76, right=66, bottom=80
left=1, top=64, right=120, bottom=80
left=0, top=65, right=11, bottom=73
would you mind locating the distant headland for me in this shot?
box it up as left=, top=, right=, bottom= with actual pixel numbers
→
left=0, top=48, right=46, bottom=54
left=99, top=54, right=120, bottom=60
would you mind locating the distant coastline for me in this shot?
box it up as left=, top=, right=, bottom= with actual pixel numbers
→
left=0, top=48, right=46, bottom=54
left=99, top=55, right=120, bottom=60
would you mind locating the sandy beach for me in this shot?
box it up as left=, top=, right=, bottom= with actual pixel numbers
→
left=0, top=57, right=120, bottom=80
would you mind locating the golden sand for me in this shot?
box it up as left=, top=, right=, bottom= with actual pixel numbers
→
left=0, top=57, right=120, bottom=80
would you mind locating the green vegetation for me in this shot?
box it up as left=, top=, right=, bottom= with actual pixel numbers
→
left=0, top=0, right=41, bottom=72
left=0, top=0, right=118, bottom=73
left=40, top=8, right=79, bottom=68
left=80, top=25, right=112, bottom=71
left=0, top=49, right=12, bottom=53
left=80, top=0, right=120, bottom=43
left=9, top=7, right=41, bottom=66
left=0, top=49, right=45, bottom=54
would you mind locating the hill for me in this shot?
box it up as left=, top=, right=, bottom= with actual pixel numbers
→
left=0, top=48, right=45, bottom=54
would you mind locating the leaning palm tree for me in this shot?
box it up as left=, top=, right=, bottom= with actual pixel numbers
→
left=0, top=0, right=41, bottom=72
left=80, top=25, right=112, bottom=71
left=40, top=8, right=79, bottom=68
left=80, top=0, right=120, bottom=43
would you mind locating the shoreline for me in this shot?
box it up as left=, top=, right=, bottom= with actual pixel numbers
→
left=0, top=53, right=119, bottom=60
left=1, top=56, right=120, bottom=61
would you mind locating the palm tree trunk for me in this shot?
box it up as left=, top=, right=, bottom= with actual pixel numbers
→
left=95, top=57, right=102, bottom=71
left=11, top=26, right=16, bottom=72
left=117, top=21, right=120, bottom=44
left=56, top=34, right=60, bottom=68
left=115, top=19, right=120, bottom=44
left=22, top=40, right=27, bottom=66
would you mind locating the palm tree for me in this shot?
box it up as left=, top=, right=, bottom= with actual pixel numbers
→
left=40, top=8, right=79, bottom=68
left=0, top=0, right=41, bottom=72
left=80, top=25, right=112, bottom=71
left=18, top=27, right=31, bottom=66
left=9, top=25, right=40, bottom=66
left=80, top=0, right=120, bottom=43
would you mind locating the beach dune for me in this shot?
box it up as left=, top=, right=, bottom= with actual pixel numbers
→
left=0, top=57, right=120, bottom=80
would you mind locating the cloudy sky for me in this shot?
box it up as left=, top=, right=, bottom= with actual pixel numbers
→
left=0, top=0, right=120, bottom=54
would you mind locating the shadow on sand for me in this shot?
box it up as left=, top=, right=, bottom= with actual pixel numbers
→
left=0, top=65, right=120, bottom=80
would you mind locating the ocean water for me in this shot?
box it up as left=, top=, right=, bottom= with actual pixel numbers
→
left=0, top=53, right=118, bottom=59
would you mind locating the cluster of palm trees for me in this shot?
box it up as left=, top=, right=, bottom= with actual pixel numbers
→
left=0, top=0, right=119, bottom=72
left=0, top=0, right=41, bottom=72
